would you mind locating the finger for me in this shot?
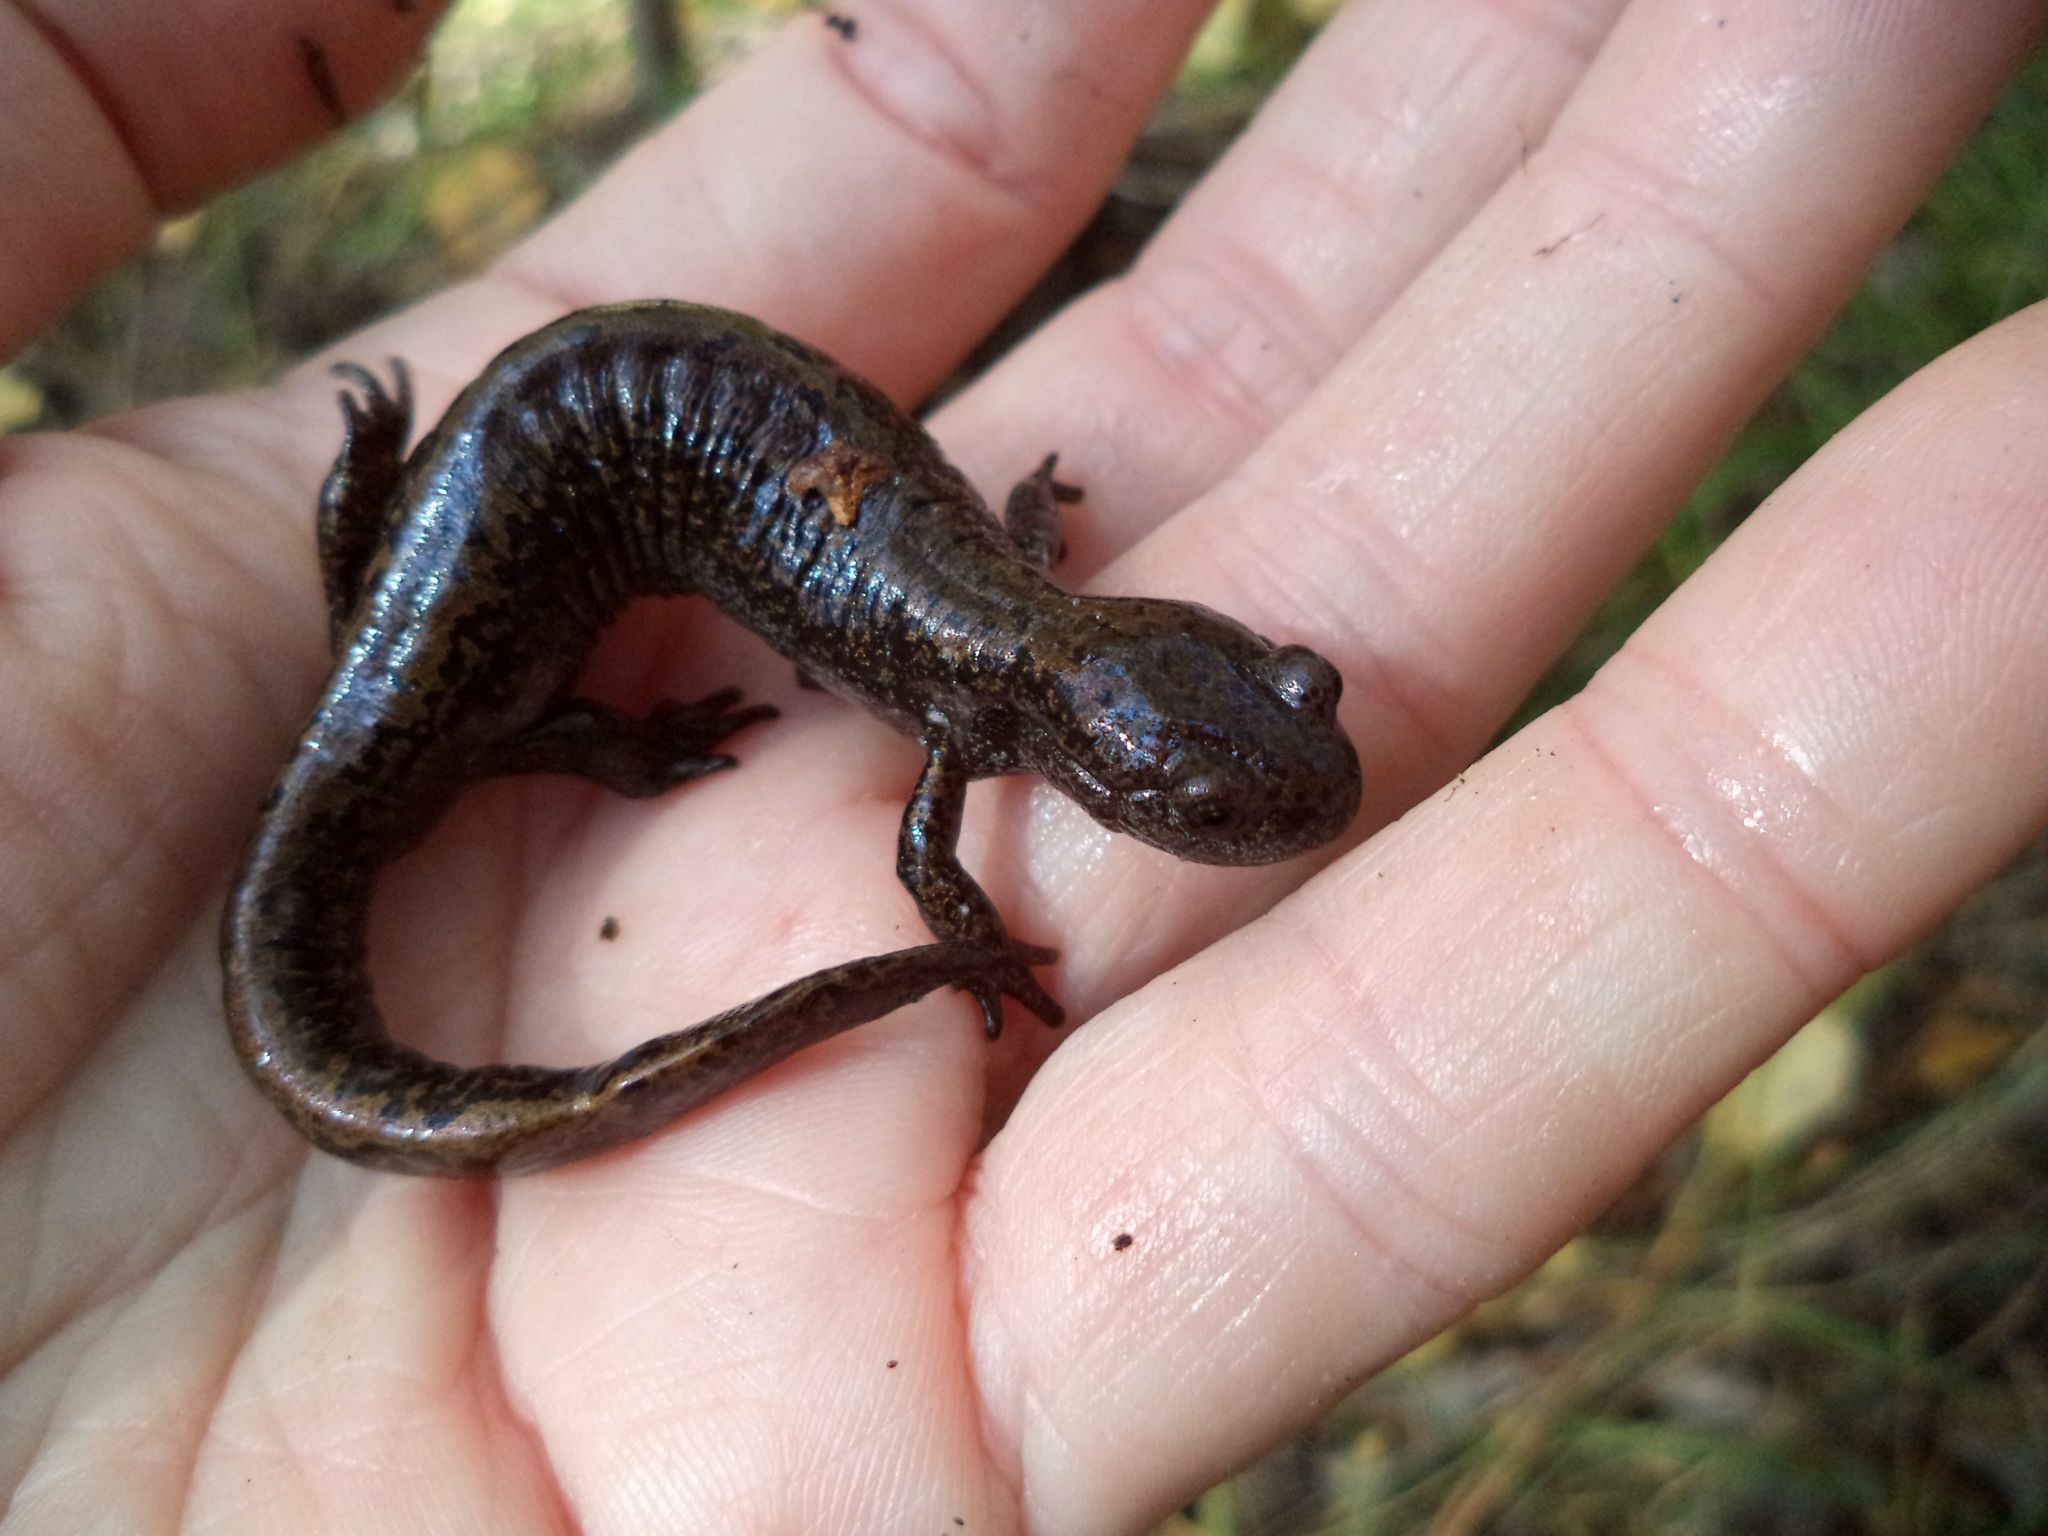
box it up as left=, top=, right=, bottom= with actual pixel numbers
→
left=1122, top=0, right=2044, bottom=793
left=501, top=2, right=1218, bottom=401
left=962, top=296, right=2048, bottom=1534
left=243, top=1, right=1223, bottom=583
left=1007, top=0, right=2044, bottom=1010
left=0, top=0, right=444, bottom=357
left=936, top=0, right=1631, bottom=556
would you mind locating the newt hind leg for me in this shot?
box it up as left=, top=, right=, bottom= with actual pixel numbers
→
left=318, top=360, right=414, bottom=649
left=487, top=688, right=779, bottom=797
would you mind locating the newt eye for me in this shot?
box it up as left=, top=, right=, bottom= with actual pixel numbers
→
left=1173, top=773, right=1242, bottom=835
left=1265, top=646, right=1341, bottom=718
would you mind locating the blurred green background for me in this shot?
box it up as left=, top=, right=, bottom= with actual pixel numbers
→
left=8, top=5, right=2048, bottom=1532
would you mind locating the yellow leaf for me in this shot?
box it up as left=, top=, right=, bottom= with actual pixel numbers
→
left=1186, top=0, right=1251, bottom=75
left=1389, top=1322, right=1462, bottom=1375
left=1914, top=1012, right=2022, bottom=1096
left=1704, top=1000, right=1863, bottom=1163
left=154, top=212, right=206, bottom=257
left=423, top=144, right=550, bottom=268
left=0, top=370, right=44, bottom=433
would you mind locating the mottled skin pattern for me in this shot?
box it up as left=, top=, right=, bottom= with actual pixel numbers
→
left=222, top=302, right=1362, bottom=1176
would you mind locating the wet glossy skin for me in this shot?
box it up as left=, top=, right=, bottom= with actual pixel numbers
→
left=222, top=302, right=1362, bottom=1176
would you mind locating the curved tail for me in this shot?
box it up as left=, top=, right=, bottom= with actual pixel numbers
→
left=222, top=839, right=1012, bottom=1176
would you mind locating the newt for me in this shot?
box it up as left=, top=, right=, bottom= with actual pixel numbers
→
left=222, top=301, right=1362, bottom=1175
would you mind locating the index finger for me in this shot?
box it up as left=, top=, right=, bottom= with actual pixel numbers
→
left=308, top=2, right=1219, bottom=428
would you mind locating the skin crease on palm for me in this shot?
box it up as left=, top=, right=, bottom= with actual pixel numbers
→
left=3, top=0, right=2048, bottom=1529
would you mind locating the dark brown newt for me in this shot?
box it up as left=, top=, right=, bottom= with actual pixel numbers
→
left=222, top=301, right=1362, bottom=1176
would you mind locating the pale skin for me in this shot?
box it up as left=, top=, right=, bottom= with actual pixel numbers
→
left=4, top=0, right=2048, bottom=1530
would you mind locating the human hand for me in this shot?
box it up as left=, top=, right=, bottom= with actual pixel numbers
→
left=4, top=3, right=2046, bottom=1532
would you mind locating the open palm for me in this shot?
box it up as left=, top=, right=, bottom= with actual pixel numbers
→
left=6, top=3, right=2047, bottom=1532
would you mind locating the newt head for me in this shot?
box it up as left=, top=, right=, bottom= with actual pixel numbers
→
left=1032, top=597, right=1363, bottom=865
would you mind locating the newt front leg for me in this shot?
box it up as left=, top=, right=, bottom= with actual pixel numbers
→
left=898, top=454, right=1073, bottom=1033
left=1001, top=451, right=1081, bottom=569
left=898, top=723, right=1063, bottom=1036
left=316, top=360, right=413, bottom=648
left=484, top=689, right=778, bottom=795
